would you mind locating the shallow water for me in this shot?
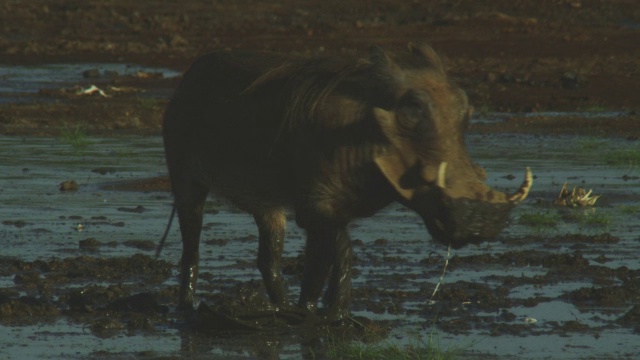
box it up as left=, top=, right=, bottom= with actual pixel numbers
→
left=0, top=63, right=181, bottom=103
left=0, top=131, right=639, bottom=359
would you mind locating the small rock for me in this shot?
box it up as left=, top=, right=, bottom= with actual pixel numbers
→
left=117, top=205, right=146, bottom=213
left=561, top=72, right=588, bottom=89
left=499, top=73, right=516, bottom=83
left=169, top=34, right=188, bottom=47
left=374, top=238, right=388, bottom=245
left=123, top=240, right=155, bottom=251
left=485, top=72, right=498, bottom=83
left=91, top=318, right=126, bottom=338
left=14, top=271, right=40, bottom=285
left=91, top=167, right=117, bottom=175
left=79, top=238, right=101, bottom=250
left=103, top=70, right=119, bottom=78
left=82, top=69, right=101, bottom=78
left=568, top=1, right=582, bottom=9
left=2, top=220, right=29, bottom=228
left=59, top=180, right=78, bottom=191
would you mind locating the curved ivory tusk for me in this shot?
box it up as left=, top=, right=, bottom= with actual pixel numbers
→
left=437, top=161, right=447, bottom=188
left=508, top=167, right=533, bottom=203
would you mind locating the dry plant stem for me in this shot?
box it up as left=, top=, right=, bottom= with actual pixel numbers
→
left=431, top=244, right=452, bottom=302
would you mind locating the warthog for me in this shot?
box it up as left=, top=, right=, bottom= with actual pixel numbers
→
left=162, top=43, right=532, bottom=320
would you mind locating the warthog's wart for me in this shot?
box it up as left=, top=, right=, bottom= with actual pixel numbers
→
left=162, top=43, right=532, bottom=320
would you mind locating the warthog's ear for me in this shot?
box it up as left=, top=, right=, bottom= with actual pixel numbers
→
left=373, top=107, right=419, bottom=200
left=408, top=42, right=445, bottom=75
left=369, top=45, right=402, bottom=77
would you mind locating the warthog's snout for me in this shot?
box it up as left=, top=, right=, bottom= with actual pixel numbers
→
left=417, top=165, right=533, bottom=248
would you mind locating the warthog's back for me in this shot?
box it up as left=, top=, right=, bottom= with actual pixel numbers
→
left=162, top=50, right=387, bottom=212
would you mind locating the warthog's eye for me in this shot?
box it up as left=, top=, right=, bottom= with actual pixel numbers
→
left=397, top=91, right=430, bottom=134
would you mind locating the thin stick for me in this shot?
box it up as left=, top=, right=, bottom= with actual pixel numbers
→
left=430, top=244, right=451, bottom=302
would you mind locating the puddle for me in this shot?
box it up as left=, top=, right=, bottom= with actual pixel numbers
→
left=0, top=131, right=639, bottom=359
left=472, top=111, right=632, bottom=125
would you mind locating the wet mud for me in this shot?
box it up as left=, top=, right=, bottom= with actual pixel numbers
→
left=1, top=229, right=639, bottom=358
left=1, top=1, right=639, bottom=359
left=0, top=134, right=638, bottom=359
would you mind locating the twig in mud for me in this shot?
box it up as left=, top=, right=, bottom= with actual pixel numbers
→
left=430, top=244, right=451, bottom=303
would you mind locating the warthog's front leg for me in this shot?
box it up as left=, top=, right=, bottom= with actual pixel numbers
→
left=324, top=229, right=352, bottom=321
left=253, top=208, right=288, bottom=307
left=298, top=222, right=352, bottom=321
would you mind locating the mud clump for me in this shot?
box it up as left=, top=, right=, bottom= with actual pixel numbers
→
left=0, top=296, right=60, bottom=324
left=449, top=249, right=590, bottom=269
left=564, top=280, right=640, bottom=308
left=618, top=305, right=640, bottom=333
left=2, top=220, right=30, bottom=228
left=8, top=254, right=173, bottom=285
left=0, top=254, right=175, bottom=332
left=59, top=180, right=79, bottom=191
left=434, top=281, right=511, bottom=313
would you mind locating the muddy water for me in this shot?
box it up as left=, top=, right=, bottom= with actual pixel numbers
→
left=0, top=130, right=639, bottom=359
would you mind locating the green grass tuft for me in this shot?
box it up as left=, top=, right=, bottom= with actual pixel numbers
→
left=575, top=210, right=612, bottom=227
left=476, top=103, right=492, bottom=118
left=604, top=149, right=640, bottom=168
left=577, top=137, right=606, bottom=151
left=139, top=98, right=162, bottom=110
left=582, top=104, right=608, bottom=112
left=518, top=210, right=559, bottom=229
left=59, top=125, right=90, bottom=149
left=619, top=205, right=640, bottom=215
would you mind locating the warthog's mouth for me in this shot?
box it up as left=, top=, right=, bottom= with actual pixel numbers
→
left=423, top=196, right=516, bottom=248
left=421, top=165, right=533, bottom=248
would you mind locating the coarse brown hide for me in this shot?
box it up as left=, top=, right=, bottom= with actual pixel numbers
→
left=162, top=43, right=531, bottom=320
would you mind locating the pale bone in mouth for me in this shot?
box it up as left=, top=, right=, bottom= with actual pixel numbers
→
left=436, top=162, right=533, bottom=204
left=554, top=182, right=600, bottom=207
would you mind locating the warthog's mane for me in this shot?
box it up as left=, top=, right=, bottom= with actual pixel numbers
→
left=238, top=47, right=450, bottom=169
left=242, top=54, right=396, bottom=132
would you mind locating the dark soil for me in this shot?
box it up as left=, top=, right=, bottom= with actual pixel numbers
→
left=0, top=0, right=638, bottom=136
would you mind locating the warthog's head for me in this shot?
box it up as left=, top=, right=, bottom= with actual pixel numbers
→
left=373, top=43, right=532, bottom=248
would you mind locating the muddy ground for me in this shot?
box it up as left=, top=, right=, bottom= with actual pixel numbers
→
left=0, top=1, right=639, bottom=359
left=1, top=0, right=639, bottom=136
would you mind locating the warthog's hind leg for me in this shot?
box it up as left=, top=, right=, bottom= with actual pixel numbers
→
left=174, top=180, right=209, bottom=312
left=253, top=208, right=288, bottom=307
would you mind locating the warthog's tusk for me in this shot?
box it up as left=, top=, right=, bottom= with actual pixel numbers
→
left=437, top=162, right=447, bottom=188
left=508, top=167, right=533, bottom=203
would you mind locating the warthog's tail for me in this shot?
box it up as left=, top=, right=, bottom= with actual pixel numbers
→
left=155, top=205, right=176, bottom=258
